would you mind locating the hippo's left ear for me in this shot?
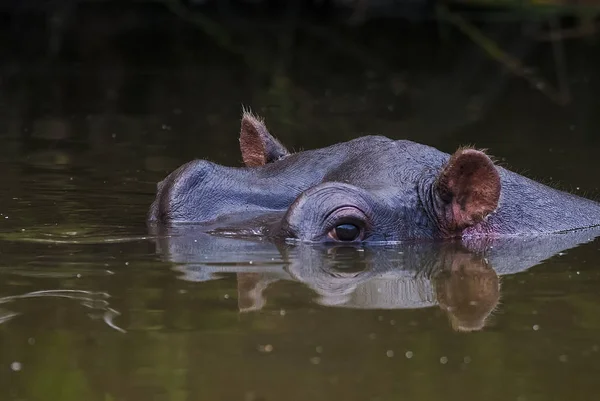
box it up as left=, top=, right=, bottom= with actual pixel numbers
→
left=435, top=148, right=501, bottom=231
left=240, top=110, right=290, bottom=167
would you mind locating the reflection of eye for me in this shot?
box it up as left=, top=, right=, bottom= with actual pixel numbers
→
left=328, top=223, right=362, bottom=242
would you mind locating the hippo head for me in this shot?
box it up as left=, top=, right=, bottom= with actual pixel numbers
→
left=148, top=110, right=506, bottom=244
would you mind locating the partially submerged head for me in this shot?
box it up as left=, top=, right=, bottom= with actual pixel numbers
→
left=148, top=109, right=503, bottom=243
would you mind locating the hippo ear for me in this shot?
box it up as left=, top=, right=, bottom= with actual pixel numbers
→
left=239, top=110, right=290, bottom=167
left=436, top=148, right=501, bottom=231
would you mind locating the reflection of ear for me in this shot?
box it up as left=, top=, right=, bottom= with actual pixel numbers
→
left=239, top=110, right=290, bottom=167
left=436, top=148, right=501, bottom=231
left=434, top=251, right=500, bottom=332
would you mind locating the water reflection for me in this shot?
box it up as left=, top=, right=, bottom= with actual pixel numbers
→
left=151, top=224, right=600, bottom=332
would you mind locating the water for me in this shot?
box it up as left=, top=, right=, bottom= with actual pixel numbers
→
left=2, top=3, right=600, bottom=401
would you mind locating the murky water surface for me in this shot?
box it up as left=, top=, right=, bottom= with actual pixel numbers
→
left=1, top=4, right=600, bottom=401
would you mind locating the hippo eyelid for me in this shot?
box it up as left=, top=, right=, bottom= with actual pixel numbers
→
left=323, top=204, right=369, bottom=223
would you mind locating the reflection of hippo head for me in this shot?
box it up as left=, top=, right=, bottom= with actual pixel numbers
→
left=284, top=242, right=500, bottom=329
left=148, top=109, right=600, bottom=244
left=152, top=225, right=599, bottom=332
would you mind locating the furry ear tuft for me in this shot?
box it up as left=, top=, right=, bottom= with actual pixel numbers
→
left=239, top=109, right=290, bottom=167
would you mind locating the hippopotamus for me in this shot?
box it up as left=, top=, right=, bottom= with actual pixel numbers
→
left=148, top=110, right=600, bottom=243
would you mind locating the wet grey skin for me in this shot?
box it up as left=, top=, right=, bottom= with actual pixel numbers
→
left=148, top=110, right=600, bottom=244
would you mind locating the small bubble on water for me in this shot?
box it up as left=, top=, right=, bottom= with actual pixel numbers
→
left=558, top=252, right=566, bottom=256
left=310, top=357, right=321, bottom=365
left=378, top=315, right=384, bottom=321
left=463, top=356, right=471, bottom=364
left=28, top=338, right=35, bottom=345
left=249, top=261, right=254, bottom=265
left=559, top=354, right=568, bottom=362
left=440, top=356, right=448, bottom=364
left=386, top=350, right=394, bottom=358
left=258, top=344, right=273, bottom=353
left=224, top=294, right=230, bottom=299
left=593, top=345, right=599, bottom=352
left=125, top=262, right=129, bottom=266
left=10, top=362, right=21, bottom=371
left=279, top=309, right=286, bottom=316
left=390, top=320, right=396, bottom=326
left=533, top=324, right=540, bottom=331
left=405, top=351, right=413, bottom=359
left=368, top=333, right=377, bottom=340
left=316, top=346, right=323, bottom=354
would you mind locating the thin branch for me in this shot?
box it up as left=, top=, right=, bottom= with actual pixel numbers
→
left=439, top=7, right=570, bottom=105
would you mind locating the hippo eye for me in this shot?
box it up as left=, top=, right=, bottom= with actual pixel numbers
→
left=323, top=206, right=369, bottom=242
left=328, top=223, right=362, bottom=242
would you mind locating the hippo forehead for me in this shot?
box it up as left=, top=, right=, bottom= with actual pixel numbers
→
left=255, top=136, right=449, bottom=188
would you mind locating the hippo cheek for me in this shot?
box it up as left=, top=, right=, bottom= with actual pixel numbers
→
left=277, top=182, right=380, bottom=243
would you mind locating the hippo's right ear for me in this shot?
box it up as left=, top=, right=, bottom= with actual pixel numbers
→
left=435, top=148, right=501, bottom=231
left=239, top=110, right=290, bottom=167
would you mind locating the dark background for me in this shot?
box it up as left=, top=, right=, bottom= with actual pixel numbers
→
left=1, top=0, right=599, bottom=225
